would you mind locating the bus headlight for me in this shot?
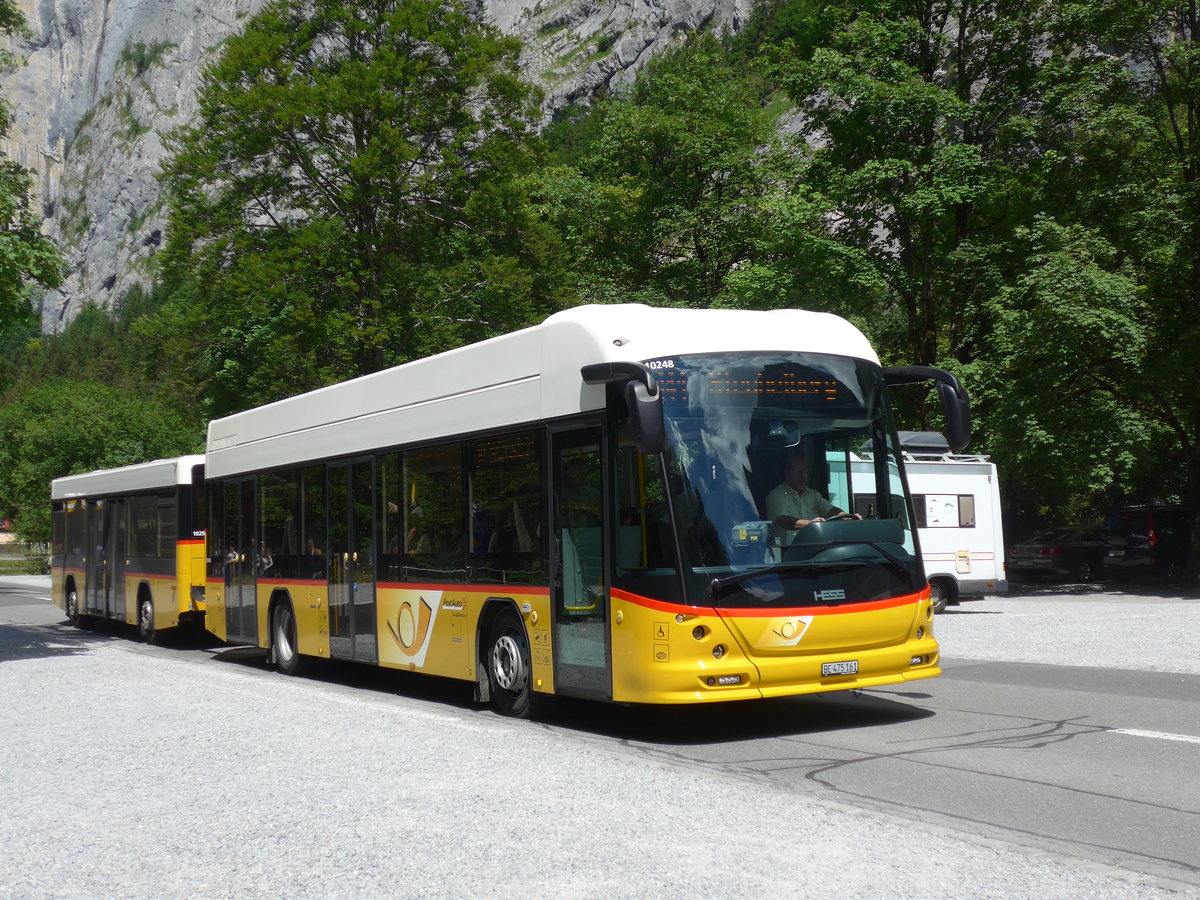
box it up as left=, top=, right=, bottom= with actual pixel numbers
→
left=712, top=644, right=727, bottom=659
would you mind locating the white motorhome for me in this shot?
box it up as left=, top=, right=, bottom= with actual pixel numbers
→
left=845, top=432, right=1007, bottom=613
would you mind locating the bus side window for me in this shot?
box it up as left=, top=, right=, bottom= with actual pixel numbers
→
left=614, top=434, right=677, bottom=575
left=467, top=430, right=545, bottom=585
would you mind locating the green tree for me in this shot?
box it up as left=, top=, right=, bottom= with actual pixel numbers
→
left=0, top=380, right=200, bottom=541
left=162, top=0, right=553, bottom=416
left=0, top=0, right=63, bottom=334
left=536, top=34, right=878, bottom=312
left=769, top=0, right=1050, bottom=370
left=1008, top=0, right=1200, bottom=563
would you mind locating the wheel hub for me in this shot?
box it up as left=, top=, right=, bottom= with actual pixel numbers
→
left=491, top=633, right=527, bottom=692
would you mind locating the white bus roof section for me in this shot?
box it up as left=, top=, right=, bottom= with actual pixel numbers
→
left=51, top=455, right=205, bottom=500
left=205, top=303, right=880, bottom=479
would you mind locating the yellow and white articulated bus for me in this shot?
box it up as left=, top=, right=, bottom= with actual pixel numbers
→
left=203, top=304, right=971, bottom=717
left=50, top=455, right=207, bottom=641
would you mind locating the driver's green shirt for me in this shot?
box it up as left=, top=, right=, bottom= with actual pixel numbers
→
left=765, top=483, right=838, bottom=545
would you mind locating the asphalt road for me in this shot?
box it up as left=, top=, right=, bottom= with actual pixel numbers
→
left=2, top=577, right=1197, bottom=897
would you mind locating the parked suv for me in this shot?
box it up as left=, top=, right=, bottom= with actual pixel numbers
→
left=1009, top=526, right=1106, bottom=582
left=1102, top=506, right=1192, bottom=581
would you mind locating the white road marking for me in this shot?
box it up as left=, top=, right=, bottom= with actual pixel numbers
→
left=1107, top=728, right=1200, bottom=745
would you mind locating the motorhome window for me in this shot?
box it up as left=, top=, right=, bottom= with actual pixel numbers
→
left=915, top=494, right=974, bottom=529
left=958, top=494, right=976, bottom=527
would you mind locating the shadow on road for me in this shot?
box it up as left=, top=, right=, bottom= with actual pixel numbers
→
left=207, top=642, right=936, bottom=745
left=0, top=621, right=111, bottom=662
left=534, top=689, right=936, bottom=745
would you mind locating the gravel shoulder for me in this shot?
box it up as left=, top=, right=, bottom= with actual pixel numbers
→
left=937, top=582, right=1200, bottom=675
left=1, top=576, right=1195, bottom=898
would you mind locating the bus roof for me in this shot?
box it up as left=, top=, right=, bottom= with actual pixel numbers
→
left=51, top=455, right=205, bottom=500
left=205, top=303, right=879, bottom=479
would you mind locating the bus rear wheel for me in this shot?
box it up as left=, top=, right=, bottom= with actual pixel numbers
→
left=65, top=588, right=80, bottom=626
left=137, top=597, right=157, bottom=644
left=486, top=609, right=533, bottom=718
left=272, top=601, right=308, bottom=677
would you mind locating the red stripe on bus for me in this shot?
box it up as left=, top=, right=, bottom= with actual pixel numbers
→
left=610, top=587, right=927, bottom=617
left=376, top=582, right=551, bottom=595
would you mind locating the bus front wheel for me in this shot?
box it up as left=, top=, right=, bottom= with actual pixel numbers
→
left=486, top=609, right=533, bottom=718
left=66, top=588, right=80, bottom=626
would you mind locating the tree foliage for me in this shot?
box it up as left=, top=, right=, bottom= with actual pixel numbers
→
left=7, top=0, right=1200, bottom=561
left=162, top=0, right=555, bottom=415
left=0, top=380, right=199, bottom=541
left=0, top=0, right=63, bottom=335
left=536, top=34, right=880, bottom=312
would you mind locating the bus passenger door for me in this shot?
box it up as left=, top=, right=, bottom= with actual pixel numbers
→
left=550, top=427, right=611, bottom=700
left=223, top=479, right=257, bottom=644
left=327, top=459, right=377, bottom=664
left=108, top=498, right=126, bottom=621
left=84, top=499, right=106, bottom=616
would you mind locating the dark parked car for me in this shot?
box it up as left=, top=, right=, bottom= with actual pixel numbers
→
left=1103, top=506, right=1192, bottom=582
left=1009, top=526, right=1106, bottom=582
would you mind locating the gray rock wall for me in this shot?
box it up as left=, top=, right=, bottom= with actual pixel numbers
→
left=1, top=0, right=751, bottom=331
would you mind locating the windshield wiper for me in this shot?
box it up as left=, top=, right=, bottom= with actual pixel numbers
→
left=833, top=540, right=912, bottom=580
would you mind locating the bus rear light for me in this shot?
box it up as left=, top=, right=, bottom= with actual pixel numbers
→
left=692, top=625, right=707, bottom=640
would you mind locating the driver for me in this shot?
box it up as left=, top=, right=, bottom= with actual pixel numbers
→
left=766, top=456, right=859, bottom=544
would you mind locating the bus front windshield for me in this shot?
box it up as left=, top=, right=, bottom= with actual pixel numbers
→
left=651, top=352, right=920, bottom=608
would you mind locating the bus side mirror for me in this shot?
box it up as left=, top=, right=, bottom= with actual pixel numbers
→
left=882, top=365, right=972, bottom=452
left=937, top=381, right=971, bottom=452
left=625, top=379, right=665, bottom=455
left=581, top=361, right=665, bottom=455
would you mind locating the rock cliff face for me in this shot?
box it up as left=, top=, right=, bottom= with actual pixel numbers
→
left=1, top=0, right=752, bottom=331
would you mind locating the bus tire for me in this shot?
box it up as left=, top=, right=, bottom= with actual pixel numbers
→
left=271, top=600, right=308, bottom=677
left=65, top=587, right=81, bottom=626
left=137, top=595, right=157, bottom=644
left=485, top=608, right=533, bottom=718
left=929, top=578, right=954, bottom=614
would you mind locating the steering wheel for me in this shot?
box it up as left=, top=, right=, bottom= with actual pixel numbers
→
left=824, top=513, right=858, bottom=521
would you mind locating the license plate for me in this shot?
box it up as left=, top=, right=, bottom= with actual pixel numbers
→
left=1108, top=549, right=1125, bottom=558
left=822, top=660, right=858, bottom=677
